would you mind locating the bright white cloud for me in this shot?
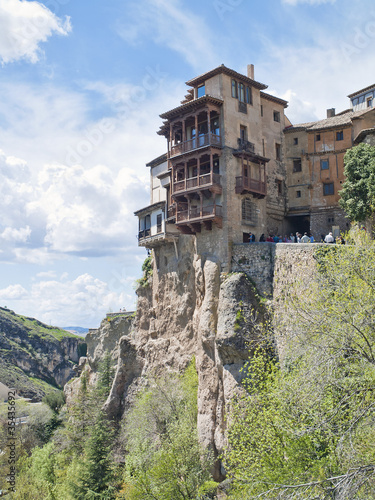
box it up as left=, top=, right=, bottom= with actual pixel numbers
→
left=10, top=273, right=131, bottom=327
left=0, top=284, right=28, bottom=300
left=0, top=226, right=31, bottom=243
left=0, top=0, right=71, bottom=64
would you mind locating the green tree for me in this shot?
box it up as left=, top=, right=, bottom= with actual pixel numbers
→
left=339, top=143, right=375, bottom=225
left=225, top=233, right=375, bottom=499
left=120, top=360, right=214, bottom=500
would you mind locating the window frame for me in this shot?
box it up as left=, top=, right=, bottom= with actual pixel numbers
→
left=323, top=183, right=334, bottom=196
left=293, top=159, right=302, bottom=172
left=321, top=159, right=329, bottom=170
left=336, top=130, right=344, bottom=141
left=273, top=110, right=281, bottom=123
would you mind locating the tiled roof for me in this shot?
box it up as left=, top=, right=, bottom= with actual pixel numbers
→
left=285, top=108, right=374, bottom=133
left=260, top=91, right=288, bottom=108
left=185, top=64, right=268, bottom=91
left=146, top=153, right=168, bottom=168
left=348, top=84, right=375, bottom=98
left=159, top=95, right=223, bottom=120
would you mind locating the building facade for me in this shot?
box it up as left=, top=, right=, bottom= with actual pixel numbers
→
left=135, top=67, right=375, bottom=259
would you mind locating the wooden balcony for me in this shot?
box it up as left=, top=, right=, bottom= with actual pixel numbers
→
left=170, top=133, right=222, bottom=157
left=173, top=172, right=221, bottom=196
left=176, top=205, right=222, bottom=225
left=235, top=176, right=266, bottom=197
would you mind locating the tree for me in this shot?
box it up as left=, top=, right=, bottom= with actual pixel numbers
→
left=339, top=143, right=375, bottom=225
left=224, top=232, right=375, bottom=499
left=119, top=361, right=214, bottom=500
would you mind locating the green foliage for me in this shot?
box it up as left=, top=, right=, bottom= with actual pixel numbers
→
left=225, top=234, right=375, bottom=499
left=43, top=390, right=66, bottom=413
left=339, top=143, right=375, bottom=222
left=120, top=359, right=213, bottom=500
left=136, top=255, right=153, bottom=288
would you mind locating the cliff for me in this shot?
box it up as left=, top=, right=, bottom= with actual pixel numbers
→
left=0, top=306, right=86, bottom=401
left=66, top=240, right=320, bottom=480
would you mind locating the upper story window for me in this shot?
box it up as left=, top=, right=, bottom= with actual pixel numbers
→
left=231, top=79, right=238, bottom=98
left=260, top=105, right=263, bottom=117
left=273, top=111, right=281, bottom=122
left=336, top=130, right=344, bottom=141
left=323, top=183, right=334, bottom=196
left=293, top=159, right=302, bottom=172
left=242, top=198, right=257, bottom=224
left=197, top=85, right=205, bottom=98
left=275, top=143, right=281, bottom=161
left=293, top=137, right=298, bottom=145
left=321, top=159, right=329, bottom=170
left=240, top=125, right=248, bottom=142
left=367, top=96, right=373, bottom=108
left=231, top=79, right=252, bottom=104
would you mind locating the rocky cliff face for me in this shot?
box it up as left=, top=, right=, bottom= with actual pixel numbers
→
left=0, top=307, right=85, bottom=400
left=70, top=236, right=267, bottom=479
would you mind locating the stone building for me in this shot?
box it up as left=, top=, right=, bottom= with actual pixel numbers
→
left=136, top=67, right=375, bottom=253
left=135, top=64, right=288, bottom=267
left=284, top=83, right=375, bottom=240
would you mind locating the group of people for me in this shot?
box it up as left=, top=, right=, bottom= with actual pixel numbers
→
left=247, top=231, right=343, bottom=244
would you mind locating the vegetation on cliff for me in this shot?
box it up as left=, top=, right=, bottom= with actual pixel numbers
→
left=0, top=306, right=85, bottom=400
left=225, top=229, right=375, bottom=499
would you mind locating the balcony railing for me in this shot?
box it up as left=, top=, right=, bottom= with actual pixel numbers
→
left=138, top=228, right=151, bottom=240
left=176, top=204, right=222, bottom=223
left=235, top=176, right=266, bottom=196
left=173, top=172, right=221, bottom=194
left=170, top=133, right=222, bottom=157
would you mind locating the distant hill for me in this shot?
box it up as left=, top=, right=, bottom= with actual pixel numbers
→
left=63, top=326, right=89, bottom=337
left=0, top=307, right=86, bottom=401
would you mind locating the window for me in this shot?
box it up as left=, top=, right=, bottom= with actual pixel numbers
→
left=197, top=85, right=205, bottom=98
left=293, top=159, right=302, bottom=172
left=231, top=79, right=238, bottom=98
left=275, top=143, right=281, bottom=161
left=316, top=134, right=321, bottom=141
left=242, top=198, right=257, bottom=224
left=336, top=130, right=344, bottom=141
left=321, top=159, right=329, bottom=170
left=246, top=86, right=253, bottom=105
left=296, top=190, right=301, bottom=198
left=239, top=83, right=245, bottom=103
left=367, top=97, right=373, bottom=108
left=293, top=137, right=298, bottom=145
left=211, top=117, right=220, bottom=135
left=323, top=183, right=334, bottom=196
left=240, top=125, right=247, bottom=142
left=260, top=105, right=263, bottom=117
left=156, top=214, right=162, bottom=233
left=277, top=179, right=283, bottom=195
left=328, top=217, right=335, bottom=223
left=273, top=111, right=281, bottom=122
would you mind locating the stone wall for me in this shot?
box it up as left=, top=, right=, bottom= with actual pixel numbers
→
left=231, top=242, right=275, bottom=296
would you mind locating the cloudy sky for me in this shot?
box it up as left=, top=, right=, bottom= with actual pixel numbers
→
left=0, top=0, right=374, bottom=328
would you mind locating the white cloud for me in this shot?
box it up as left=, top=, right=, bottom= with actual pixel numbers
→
left=0, top=226, right=31, bottom=243
left=7, top=273, right=132, bottom=327
left=0, top=0, right=71, bottom=64
left=0, top=284, right=28, bottom=300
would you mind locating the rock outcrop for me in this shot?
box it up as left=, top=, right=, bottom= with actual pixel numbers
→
left=74, top=236, right=267, bottom=479
left=0, top=307, right=85, bottom=401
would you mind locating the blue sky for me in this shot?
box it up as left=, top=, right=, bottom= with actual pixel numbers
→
left=0, top=0, right=374, bottom=327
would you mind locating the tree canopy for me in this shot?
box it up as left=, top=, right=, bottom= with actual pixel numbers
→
left=339, top=142, right=375, bottom=223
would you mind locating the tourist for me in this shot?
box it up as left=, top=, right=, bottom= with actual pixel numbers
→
left=324, top=231, right=335, bottom=243
left=300, top=232, right=310, bottom=243
left=310, top=234, right=314, bottom=243
left=259, top=233, right=266, bottom=242
left=289, top=233, right=296, bottom=243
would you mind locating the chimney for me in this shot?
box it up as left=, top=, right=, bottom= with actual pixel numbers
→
left=327, top=108, right=336, bottom=118
left=247, top=64, right=254, bottom=80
